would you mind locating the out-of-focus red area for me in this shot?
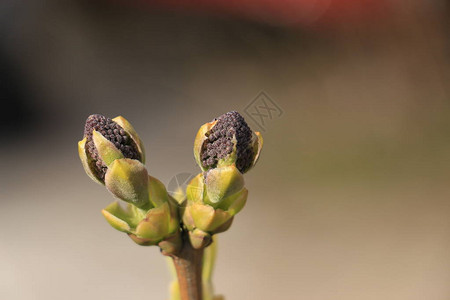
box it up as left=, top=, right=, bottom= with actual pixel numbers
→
left=119, top=0, right=391, bottom=27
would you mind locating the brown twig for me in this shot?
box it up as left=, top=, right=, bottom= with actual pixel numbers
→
left=171, top=232, right=204, bottom=300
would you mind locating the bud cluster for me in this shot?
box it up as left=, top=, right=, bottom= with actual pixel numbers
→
left=78, top=114, right=180, bottom=254
left=182, top=111, right=263, bottom=249
left=78, top=111, right=263, bottom=300
left=78, top=111, right=262, bottom=250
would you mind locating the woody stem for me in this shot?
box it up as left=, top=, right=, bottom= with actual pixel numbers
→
left=171, top=232, right=204, bottom=300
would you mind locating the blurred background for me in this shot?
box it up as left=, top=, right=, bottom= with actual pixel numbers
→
left=1, top=0, right=450, bottom=299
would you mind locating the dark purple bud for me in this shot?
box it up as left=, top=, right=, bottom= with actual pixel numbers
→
left=200, top=111, right=254, bottom=173
left=83, top=114, right=141, bottom=181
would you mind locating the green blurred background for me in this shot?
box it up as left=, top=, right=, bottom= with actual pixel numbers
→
left=1, top=1, right=450, bottom=299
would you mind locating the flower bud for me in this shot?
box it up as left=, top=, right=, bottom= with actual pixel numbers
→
left=182, top=165, right=248, bottom=249
left=78, top=114, right=180, bottom=253
left=78, top=114, right=145, bottom=184
left=194, top=111, right=263, bottom=174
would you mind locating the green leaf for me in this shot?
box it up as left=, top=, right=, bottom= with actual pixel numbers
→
left=105, top=159, right=150, bottom=208
left=193, top=120, right=217, bottom=172
left=217, top=188, right=248, bottom=215
left=101, top=201, right=146, bottom=232
left=186, top=174, right=204, bottom=203
left=203, top=165, right=244, bottom=207
left=78, top=138, right=103, bottom=184
left=190, top=203, right=232, bottom=232
left=148, top=175, right=169, bottom=208
left=135, top=202, right=170, bottom=241
left=92, top=130, right=124, bottom=166
left=113, top=116, right=146, bottom=163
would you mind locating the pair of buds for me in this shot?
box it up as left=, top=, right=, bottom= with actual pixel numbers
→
left=78, top=112, right=263, bottom=253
